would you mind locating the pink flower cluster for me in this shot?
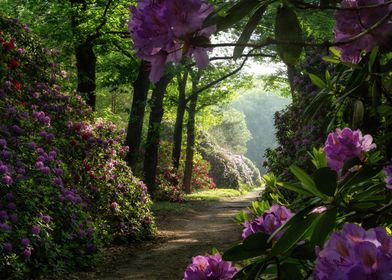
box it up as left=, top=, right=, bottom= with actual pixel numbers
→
left=324, top=128, right=376, bottom=173
left=183, top=253, right=238, bottom=280
left=334, top=0, right=392, bottom=63
left=242, top=204, right=293, bottom=240
left=128, top=0, right=216, bottom=82
left=314, top=223, right=392, bottom=279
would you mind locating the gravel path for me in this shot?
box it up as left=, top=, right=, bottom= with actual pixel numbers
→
left=60, top=190, right=261, bottom=280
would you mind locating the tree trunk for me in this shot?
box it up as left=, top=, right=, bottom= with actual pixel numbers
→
left=287, top=64, right=296, bottom=97
left=125, top=61, right=150, bottom=169
left=75, top=40, right=97, bottom=110
left=143, top=74, right=172, bottom=197
left=183, top=76, right=200, bottom=194
left=172, top=71, right=188, bottom=169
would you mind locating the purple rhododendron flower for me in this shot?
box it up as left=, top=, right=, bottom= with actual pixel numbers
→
left=129, top=0, right=215, bottom=82
left=314, top=223, right=392, bottom=279
left=53, top=177, right=63, bottom=187
left=242, top=204, right=293, bottom=239
left=7, top=202, right=16, bottom=210
left=0, top=139, right=6, bottom=147
left=20, top=238, right=30, bottom=247
left=23, top=247, right=32, bottom=259
left=183, top=253, right=238, bottom=280
left=111, top=202, right=119, bottom=209
left=384, top=162, right=392, bottom=189
left=324, top=128, right=376, bottom=173
left=41, top=215, right=51, bottom=224
left=32, top=225, right=40, bottom=235
left=0, top=210, right=8, bottom=221
left=3, top=241, right=12, bottom=252
left=9, top=214, right=17, bottom=223
left=0, top=223, right=11, bottom=231
left=335, top=0, right=392, bottom=63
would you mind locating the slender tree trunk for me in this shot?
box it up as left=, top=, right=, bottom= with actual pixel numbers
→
left=287, top=64, right=296, bottom=97
left=125, top=61, right=150, bottom=169
left=172, top=71, right=188, bottom=169
left=183, top=75, right=200, bottom=194
left=75, top=40, right=97, bottom=110
left=143, top=74, right=172, bottom=197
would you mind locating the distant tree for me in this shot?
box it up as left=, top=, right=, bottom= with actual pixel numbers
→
left=208, top=107, right=252, bottom=154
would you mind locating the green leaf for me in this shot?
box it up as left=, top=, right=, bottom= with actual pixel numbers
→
left=309, top=73, right=326, bottom=88
left=289, top=165, right=323, bottom=197
left=235, top=211, right=249, bottom=224
left=277, top=182, right=312, bottom=196
left=268, top=205, right=316, bottom=242
left=303, top=91, right=329, bottom=123
left=377, top=105, right=392, bottom=117
left=368, top=46, right=379, bottom=72
left=251, top=200, right=270, bottom=216
left=202, top=2, right=231, bottom=28
left=322, top=56, right=341, bottom=64
left=340, top=165, right=383, bottom=189
left=214, top=0, right=263, bottom=31
left=329, top=47, right=341, bottom=57
left=313, top=167, right=338, bottom=196
left=223, top=232, right=270, bottom=261
left=341, top=157, right=362, bottom=176
left=280, top=263, right=303, bottom=280
left=274, top=5, right=303, bottom=65
left=310, top=208, right=337, bottom=247
left=270, top=211, right=320, bottom=256
left=353, top=183, right=385, bottom=201
left=325, top=69, right=331, bottom=82
left=308, top=148, right=327, bottom=169
left=233, top=5, right=267, bottom=59
left=211, top=247, right=220, bottom=254
left=233, top=261, right=269, bottom=280
left=243, top=232, right=270, bottom=251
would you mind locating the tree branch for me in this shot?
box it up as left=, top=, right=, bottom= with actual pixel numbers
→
left=291, top=0, right=392, bottom=11
left=200, top=9, right=392, bottom=50
left=185, top=49, right=253, bottom=102
left=112, top=41, right=136, bottom=62
left=91, top=0, right=115, bottom=40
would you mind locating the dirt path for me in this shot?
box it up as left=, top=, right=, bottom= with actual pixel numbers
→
left=64, top=190, right=260, bottom=280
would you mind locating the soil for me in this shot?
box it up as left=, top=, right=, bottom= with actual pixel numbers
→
left=60, top=190, right=260, bottom=280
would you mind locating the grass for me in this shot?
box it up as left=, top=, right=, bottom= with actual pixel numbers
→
left=184, top=188, right=245, bottom=201
left=151, top=201, right=193, bottom=213
left=152, top=186, right=254, bottom=211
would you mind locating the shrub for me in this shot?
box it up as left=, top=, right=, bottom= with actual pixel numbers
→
left=263, top=47, right=333, bottom=183
left=0, top=18, right=154, bottom=278
left=198, top=133, right=261, bottom=189
left=156, top=141, right=216, bottom=201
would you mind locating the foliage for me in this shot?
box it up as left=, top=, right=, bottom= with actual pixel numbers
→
left=263, top=46, right=334, bottom=186
left=185, top=189, right=244, bottom=201
left=198, top=133, right=261, bottom=190
left=151, top=201, right=192, bottom=213
left=0, top=18, right=154, bottom=278
left=233, top=90, right=290, bottom=171
left=209, top=107, right=252, bottom=154
left=216, top=129, right=391, bottom=279
left=155, top=141, right=216, bottom=201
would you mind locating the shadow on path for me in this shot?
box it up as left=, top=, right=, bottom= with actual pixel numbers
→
left=64, top=190, right=261, bottom=280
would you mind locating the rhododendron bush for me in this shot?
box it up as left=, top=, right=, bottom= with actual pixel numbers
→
left=156, top=141, right=216, bottom=201
left=182, top=0, right=392, bottom=277
left=0, top=18, right=154, bottom=277
left=185, top=127, right=392, bottom=279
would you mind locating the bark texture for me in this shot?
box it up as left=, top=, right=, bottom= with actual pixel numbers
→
left=125, top=61, right=150, bottom=169
left=143, top=74, right=172, bottom=196
left=172, top=71, right=188, bottom=169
